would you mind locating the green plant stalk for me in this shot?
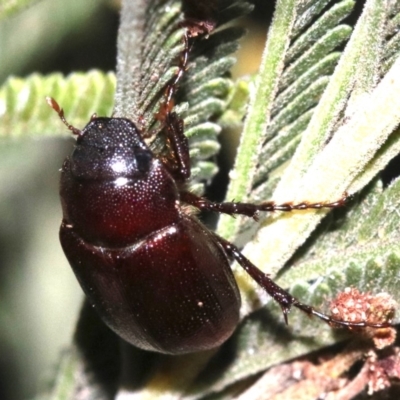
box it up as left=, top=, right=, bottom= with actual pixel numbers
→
left=350, top=130, right=400, bottom=194
left=114, top=0, right=151, bottom=120
left=217, top=0, right=298, bottom=241
left=348, top=0, right=386, bottom=102
left=48, top=350, right=80, bottom=400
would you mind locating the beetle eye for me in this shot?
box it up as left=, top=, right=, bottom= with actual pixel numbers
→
left=135, top=149, right=153, bottom=173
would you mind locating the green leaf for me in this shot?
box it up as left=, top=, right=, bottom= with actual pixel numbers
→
left=218, top=76, right=252, bottom=128
left=280, top=178, right=400, bottom=287
left=217, top=0, right=400, bottom=309
left=0, top=71, right=115, bottom=138
left=203, top=0, right=400, bottom=397
left=218, top=0, right=299, bottom=240
left=115, top=1, right=400, bottom=399
left=382, top=1, right=400, bottom=73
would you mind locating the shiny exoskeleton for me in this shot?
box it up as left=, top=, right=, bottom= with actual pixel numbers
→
left=59, top=116, right=240, bottom=353
left=49, top=22, right=391, bottom=355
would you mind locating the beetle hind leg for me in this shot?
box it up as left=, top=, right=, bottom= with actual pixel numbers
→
left=216, top=235, right=392, bottom=330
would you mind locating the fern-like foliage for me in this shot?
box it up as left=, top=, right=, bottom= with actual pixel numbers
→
left=202, top=0, right=400, bottom=398
left=254, top=1, right=354, bottom=189
left=0, top=1, right=248, bottom=193
left=0, top=71, right=115, bottom=138
left=193, top=177, right=400, bottom=398
left=114, top=0, right=251, bottom=192
left=219, top=0, right=400, bottom=291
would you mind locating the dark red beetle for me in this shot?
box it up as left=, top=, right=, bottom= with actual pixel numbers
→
left=48, top=23, right=391, bottom=355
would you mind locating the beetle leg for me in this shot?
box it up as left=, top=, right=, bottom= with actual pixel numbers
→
left=216, top=235, right=391, bottom=329
left=155, top=19, right=217, bottom=182
left=156, top=29, right=191, bottom=122
left=153, top=21, right=215, bottom=182
left=153, top=27, right=193, bottom=181
left=159, top=19, right=214, bottom=116
left=181, top=191, right=351, bottom=219
left=165, top=112, right=191, bottom=181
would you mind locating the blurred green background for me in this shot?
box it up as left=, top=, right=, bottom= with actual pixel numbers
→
left=0, top=1, right=119, bottom=399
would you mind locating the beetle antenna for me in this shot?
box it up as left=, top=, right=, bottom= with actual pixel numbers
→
left=46, top=97, right=82, bottom=136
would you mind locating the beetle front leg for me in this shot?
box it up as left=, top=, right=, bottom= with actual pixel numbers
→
left=164, top=112, right=191, bottom=181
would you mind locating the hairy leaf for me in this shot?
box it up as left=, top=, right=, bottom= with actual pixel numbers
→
left=206, top=0, right=400, bottom=398
left=114, top=2, right=400, bottom=399
left=218, top=0, right=400, bottom=307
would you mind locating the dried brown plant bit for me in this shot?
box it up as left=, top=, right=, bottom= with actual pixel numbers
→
left=378, top=348, right=400, bottom=381
left=365, top=348, right=400, bottom=395
left=330, top=287, right=396, bottom=324
left=330, top=287, right=396, bottom=348
left=366, top=350, right=391, bottom=394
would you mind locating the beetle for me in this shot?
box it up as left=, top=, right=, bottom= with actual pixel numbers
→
left=47, top=21, right=391, bottom=355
